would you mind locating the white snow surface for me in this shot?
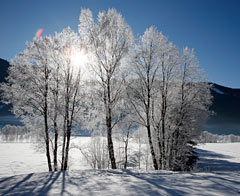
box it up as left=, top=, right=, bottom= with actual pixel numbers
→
left=0, top=139, right=239, bottom=196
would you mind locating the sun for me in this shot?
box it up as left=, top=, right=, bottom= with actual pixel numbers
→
left=70, top=47, right=92, bottom=80
left=71, top=49, right=88, bottom=68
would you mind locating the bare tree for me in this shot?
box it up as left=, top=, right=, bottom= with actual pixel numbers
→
left=126, top=27, right=168, bottom=170
left=49, top=28, right=84, bottom=171
left=150, top=32, right=180, bottom=170
left=0, top=28, right=85, bottom=172
left=0, top=37, right=53, bottom=171
left=79, top=8, right=133, bottom=169
left=127, top=27, right=211, bottom=171
left=167, top=47, right=212, bottom=171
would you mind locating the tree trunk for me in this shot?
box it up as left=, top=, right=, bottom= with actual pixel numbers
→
left=156, top=126, right=162, bottom=169
left=63, top=124, right=71, bottom=170
left=53, top=67, right=60, bottom=171
left=161, top=104, right=166, bottom=170
left=146, top=67, right=158, bottom=170
left=61, top=73, right=70, bottom=171
left=44, top=66, right=52, bottom=172
left=106, top=114, right=117, bottom=169
left=105, top=77, right=117, bottom=169
left=61, top=112, right=67, bottom=170
left=124, top=132, right=129, bottom=169
left=53, top=122, right=58, bottom=171
left=61, top=130, right=66, bottom=170
left=44, top=112, right=52, bottom=172
left=146, top=124, right=158, bottom=170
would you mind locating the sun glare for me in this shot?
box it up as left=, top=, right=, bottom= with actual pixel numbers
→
left=70, top=48, right=92, bottom=80
left=71, top=49, right=88, bottom=68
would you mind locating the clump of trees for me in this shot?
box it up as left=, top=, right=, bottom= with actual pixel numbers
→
left=0, top=28, right=86, bottom=171
left=0, top=8, right=212, bottom=172
left=125, top=26, right=211, bottom=171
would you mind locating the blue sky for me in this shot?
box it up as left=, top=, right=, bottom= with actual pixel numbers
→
left=0, top=0, right=240, bottom=88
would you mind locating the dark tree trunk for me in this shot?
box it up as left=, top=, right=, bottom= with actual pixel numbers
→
left=146, top=70, right=158, bottom=170
left=156, top=126, right=162, bottom=169
left=105, top=77, right=117, bottom=169
left=106, top=113, right=117, bottom=169
left=44, top=112, right=52, bottom=172
left=63, top=124, right=71, bottom=170
left=61, top=70, right=79, bottom=171
left=124, top=131, right=129, bottom=169
left=61, top=126, right=66, bottom=170
left=53, top=122, right=58, bottom=171
left=146, top=124, right=158, bottom=170
left=61, top=68, right=70, bottom=171
left=44, top=65, right=52, bottom=172
left=53, top=67, right=60, bottom=171
left=161, top=97, right=166, bottom=170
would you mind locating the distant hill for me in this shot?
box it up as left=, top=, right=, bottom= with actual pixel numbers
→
left=0, top=58, right=21, bottom=127
left=205, top=83, right=240, bottom=135
left=0, top=58, right=9, bottom=83
left=0, top=58, right=239, bottom=135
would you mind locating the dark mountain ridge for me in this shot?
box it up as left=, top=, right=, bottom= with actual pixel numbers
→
left=206, top=83, right=240, bottom=135
left=0, top=58, right=9, bottom=83
left=0, top=58, right=21, bottom=127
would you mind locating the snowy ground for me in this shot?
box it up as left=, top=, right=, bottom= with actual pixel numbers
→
left=0, top=139, right=239, bottom=195
left=0, top=137, right=92, bottom=178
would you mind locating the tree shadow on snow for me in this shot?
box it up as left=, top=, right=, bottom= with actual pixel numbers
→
left=196, top=149, right=240, bottom=172
left=0, top=172, right=61, bottom=196
left=0, top=149, right=240, bottom=196
left=0, top=168, right=239, bottom=195
left=196, top=149, right=233, bottom=159
left=120, top=169, right=187, bottom=196
left=0, top=173, right=33, bottom=195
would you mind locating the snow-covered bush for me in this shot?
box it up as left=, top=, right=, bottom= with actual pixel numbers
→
left=78, top=136, right=109, bottom=169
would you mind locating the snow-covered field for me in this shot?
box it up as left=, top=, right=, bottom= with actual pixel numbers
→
left=0, top=138, right=239, bottom=195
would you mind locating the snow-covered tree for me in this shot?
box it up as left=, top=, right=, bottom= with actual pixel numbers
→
left=127, top=26, right=212, bottom=171
left=149, top=29, right=180, bottom=170
left=0, top=36, right=54, bottom=171
left=78, top=8, right=134, bottom=169
left=50, top=27, right=85, bottom=171
left=166, top=47, right=212, bottom=171
left=126, top=26, right=174, bottom=170
left=0, top=27, right=86, bottom=171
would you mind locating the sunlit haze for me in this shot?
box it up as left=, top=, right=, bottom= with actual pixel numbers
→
left=71, top=49, right=88, bottom=68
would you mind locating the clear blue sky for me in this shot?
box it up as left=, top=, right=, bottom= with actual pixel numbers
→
left=0, top=0, right=240, bottom=88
